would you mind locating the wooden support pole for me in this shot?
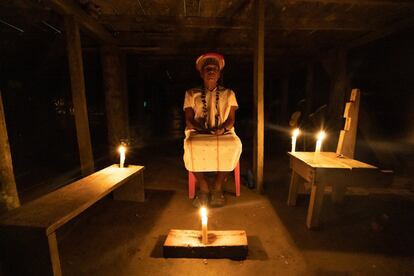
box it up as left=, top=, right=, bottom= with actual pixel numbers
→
left=64, top=16, right=94, bottom=176
left=0, top=91, right=20, bottom=212
left=328, top=49, right=348, bottom=121
left=305, top=63, right=314, bottom=117
left=101, top=46, right=130, bottom=155
left=280, top=78, right=289, bottom=125
left=253, top=0, right=265, bottom=193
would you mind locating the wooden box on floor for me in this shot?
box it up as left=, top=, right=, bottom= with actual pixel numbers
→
left=163, top=229, right=248, bottom=260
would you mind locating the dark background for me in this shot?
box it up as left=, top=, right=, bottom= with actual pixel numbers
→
left=1, top=26, right=414, bottom=200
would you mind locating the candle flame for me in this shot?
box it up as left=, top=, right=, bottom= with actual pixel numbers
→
left=118, top=145, right=126, bottom=154
left=292, top=128, right=300, bottom=137
left=316, top=131, right=326, bottom=141
left=200, top=207, right=207, bottom=217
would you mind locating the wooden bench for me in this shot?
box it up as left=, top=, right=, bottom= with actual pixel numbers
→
left=0, top=164, right=145, bottom=276
left=286, top=89, right=392, bottom=229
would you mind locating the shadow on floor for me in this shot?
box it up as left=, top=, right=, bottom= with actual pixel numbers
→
left=58, top=189, right=175, bottom=275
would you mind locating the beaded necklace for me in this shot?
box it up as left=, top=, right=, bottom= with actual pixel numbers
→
left=201, top=87, right=220, bottom=129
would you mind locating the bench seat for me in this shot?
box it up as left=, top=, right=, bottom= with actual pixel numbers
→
left=0, top=164, right=145, bottom=276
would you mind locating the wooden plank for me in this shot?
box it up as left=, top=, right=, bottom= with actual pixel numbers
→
left=343, top=102, right=352, bottom=118
left=289, top=152, right=350, bottom=169
left=253, top=0, right=265, bottom=192
left=113, top=171, right=145, bottom=202
left=64, top=16, right=94, bottom=176
left=278, top=0, right=414, bottom=6
left=289, top=152, right=377, bottom=169
left=0, top=165, right=144, bottom=235
left=306, top=171, right=325, bottom=229
left=48, top=232, right=62, bottom=276
left=163, top=229, right=248, bottom=260
left=290, top=156, right=314, bottom=182
left=336, top=89, right=360, bottom=159
left=99, top=15, right=373, bottom=32
left=0, top=91, right=20, bottom=210
left=287, top=172, right=300, bottom=206
left=348, top=15, right=414, bottom=50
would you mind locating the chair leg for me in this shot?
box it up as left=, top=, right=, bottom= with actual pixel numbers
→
left=235, top=161, right=240, bottom=197
left=189, top=171, right=196, bottom=199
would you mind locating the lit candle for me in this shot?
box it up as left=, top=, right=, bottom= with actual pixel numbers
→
left=118, top=145, right=126, bottom=168
left=200, top=207, right=208, bottom=244
left=291, top=128, right=300, bottom=152
left=315, top=131, right=326, bottom=153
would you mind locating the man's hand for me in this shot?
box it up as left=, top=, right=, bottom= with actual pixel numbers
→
left=211, top=127, right=226, bottom=136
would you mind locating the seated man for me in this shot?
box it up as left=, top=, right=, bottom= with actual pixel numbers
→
left=183, top=52, right=242, bottom=208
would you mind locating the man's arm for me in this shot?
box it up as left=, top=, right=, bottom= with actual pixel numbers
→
left=184, top=107, right=204, bottom=131
left=222, top=106, right=237, bottom=130
left=212, top=106, right=237, bottom=135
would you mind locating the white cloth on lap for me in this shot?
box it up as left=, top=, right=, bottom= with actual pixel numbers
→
left=183, top=130, right=242, bottom=172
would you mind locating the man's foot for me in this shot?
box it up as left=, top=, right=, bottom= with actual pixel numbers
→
left=192, top=192, right=209, bottom=208
left=210, top=190, right=226, bottom=207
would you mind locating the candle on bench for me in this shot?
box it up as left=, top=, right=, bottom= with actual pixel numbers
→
left=200, top=207, right=208, bottom=244
left=291, top=128, right=300, bottom=153
left=118, top=144, right=126, bottom=168
left=315, top=131, right=326, bottom=153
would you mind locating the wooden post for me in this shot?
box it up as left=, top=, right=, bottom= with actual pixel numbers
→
left=101, top=46, right=130, bottom=155
left=328, top=49, right=348, bottom=121
left=280, top=78, right=289, bottom=125
left=64, top=16, right=94, bottom=176
left=0, top=91, right=20, bottom=212
left=305, top=63, right=314, bottom=117
left=253, top=0, right=264, bottom=193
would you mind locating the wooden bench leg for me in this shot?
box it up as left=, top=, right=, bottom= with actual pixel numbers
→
left=48, top=232, right=62, bottom=276
left=306, top=177, right=325, bottom=229
left=287, top=171, right=300, bottom=206
left=113, top=172, right=145, bottom=202
left=331, top=182, right=346, bottom=204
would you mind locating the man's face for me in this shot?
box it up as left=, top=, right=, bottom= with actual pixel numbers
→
left=200, top=64, right=220, bottom=83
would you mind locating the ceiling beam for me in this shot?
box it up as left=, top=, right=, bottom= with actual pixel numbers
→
left=99, top=15, right=373, bottom=31
left=83, top=45, right=283, bottom=56
left=277, top=0, right=414, bottom=7
left=43, top=0, right=116, bottom=45
left=347, top=15, right=414, bottom=49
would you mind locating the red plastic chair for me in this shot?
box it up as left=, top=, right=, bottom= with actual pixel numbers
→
left=188, top=160, right=240, bottom=198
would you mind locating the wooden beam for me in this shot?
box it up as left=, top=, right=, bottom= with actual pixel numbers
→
left=83, top=45, right=282, bottom=57
left=253, top=0, right=265, bottom=193
left=347, top=16, right=414, bottom=49
left=277, top=0, right=414, bottom=6
left=280, top=78, right=289, bottom=125
left=305, top=63, right=314, bottom=116
left=64, top=16, right=94, bottom=176
left=0, top=91, right=20, bottom=211
left=328, top=49, right=348, bottom=123
left=101, top=46, right=130, bottom=156
left=99, top=15, right=373, bottom=31
left=44, top=0, right=116, bottom=45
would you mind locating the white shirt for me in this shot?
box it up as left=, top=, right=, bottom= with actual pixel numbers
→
left=183, top=86, right=238, bottom=129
